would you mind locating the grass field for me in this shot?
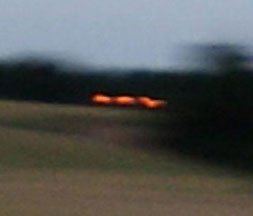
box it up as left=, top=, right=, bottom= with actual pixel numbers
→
left=0, top=100, right=251, bottom=215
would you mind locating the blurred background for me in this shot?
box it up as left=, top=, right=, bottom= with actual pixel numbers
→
left=0, top=1, right=252, bottom=216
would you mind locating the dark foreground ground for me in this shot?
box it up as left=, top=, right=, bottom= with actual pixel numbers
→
left=0, top=100, right=251, bottom=216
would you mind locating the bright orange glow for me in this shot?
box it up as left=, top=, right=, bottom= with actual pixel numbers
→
left=136, top=96, right=152, bottom=107
left=92, top=94, right=112, bottom=105
left=137, top=96, right=167, bottom=109
left=112, top=96, right=136, bottom=106
left=91, top=94, right=167, bottom=109
left=148, top=99, right=167, bottom=109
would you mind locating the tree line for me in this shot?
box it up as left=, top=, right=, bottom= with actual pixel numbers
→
left=1, top=43, right=253, bottom=169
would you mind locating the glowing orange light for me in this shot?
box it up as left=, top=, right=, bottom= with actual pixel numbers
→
left=137, top=96, right=167, bottom=109
left=151, top=99, right=167, bottom=108
left=112, top=96, right=136, bottom=106
left=91, top=93, right=167, bottom=109
left=136, top=96, right=152, bottom=107
left=92, top=94, right=112, bottom=105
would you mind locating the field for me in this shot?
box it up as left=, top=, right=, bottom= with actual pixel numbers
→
left=0, top=100, right=251, bottom=215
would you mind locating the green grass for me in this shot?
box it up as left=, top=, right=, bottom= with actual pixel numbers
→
left=0, top=99, right=250, bottom=177
left=0, top=100, right=168, bottom=171
left=0, top=100, right=251, bottom=216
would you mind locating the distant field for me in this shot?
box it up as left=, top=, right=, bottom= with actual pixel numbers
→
left=0, top=100, right=251, bottom=216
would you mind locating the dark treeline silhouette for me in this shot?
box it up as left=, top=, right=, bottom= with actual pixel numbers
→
left=168, top=44, right=253, bottom=170
left=0, top=59, right=175, bottom=104
left=1, top=43, right=253, bottom=170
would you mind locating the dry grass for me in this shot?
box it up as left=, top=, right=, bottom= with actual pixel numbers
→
left=0, top=170, right=251, bottom=216
left=0, top=100, right=251, bottom=215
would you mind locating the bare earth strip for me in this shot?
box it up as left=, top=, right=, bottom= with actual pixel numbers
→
left=0, top=170, right=251, bottom=216
left=0, top=101, right=252, bottom=215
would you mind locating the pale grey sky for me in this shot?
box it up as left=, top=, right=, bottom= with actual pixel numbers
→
left=0, top=0, right=252, bottom=69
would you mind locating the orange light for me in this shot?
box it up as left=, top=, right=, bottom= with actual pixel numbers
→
left=136, top=96, right=152, bottom=107
left=91, top=93, right=167, bottom=109
left=112, top=96, right=136, bottom=106
left=151, top=99, right=167, bottom=108
left=92, top=94, right=112, bottom=105
left=137, top=96, right=167, bottom=109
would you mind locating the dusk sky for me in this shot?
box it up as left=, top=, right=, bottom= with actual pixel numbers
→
left=0, top=0, right=252, bottom=69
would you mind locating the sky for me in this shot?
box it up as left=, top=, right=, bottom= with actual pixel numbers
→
left=0, top=0, right=252, bottom=69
